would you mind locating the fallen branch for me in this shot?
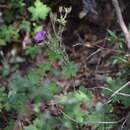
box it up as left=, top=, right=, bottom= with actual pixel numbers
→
left=60, top=110, right=124, bottom=125
left=112, top=0, right=130, bottom=50
left=89, top=87, right=130, bottom=97
left=110, top=81, right=130, bottom=98
left=106, top=81, right=130, bottom=104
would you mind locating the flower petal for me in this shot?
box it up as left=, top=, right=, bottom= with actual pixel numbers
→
left=35, top=30, right=47, bottom=42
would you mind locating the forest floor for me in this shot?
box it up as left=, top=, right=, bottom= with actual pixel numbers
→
left=0, top=0, right=130, bottom=129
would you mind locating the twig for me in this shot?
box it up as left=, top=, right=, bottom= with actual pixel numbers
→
left=0, top=5, right=10, bottom=9
left=106, top=81, right=130, bottom=104
left=89, top=87, right=130, bottom=97
left=121, top=111, right=130, bottom=130
left=60, top=110, right=124, bottom=125
left=110, top=81, right=130, bottom=98
left=86, top=48, right=103, bottom=60
left=112, top=0, right=130, bottom=49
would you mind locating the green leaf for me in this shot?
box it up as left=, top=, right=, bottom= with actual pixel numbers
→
left=0, top=87, right=8, bottom=111
left=4, top=12, right=13, bottom=24
left=57, top=18, right=67, bottom=25
left=58, top=90, right=92, bottom=105
left=38, top=63, right=52, bottom=72
left=0, top=39, right=6, bottom=46
left=79, top=85, right=94, bottom=99
left=9, top=56, right=25, bottom=63
left=114, top=87, right=130, bottom=107
left=25, top=46, right=42, bottom=58
left=20, top=20, right=31, bottom=32
left=42, top=82, right=62, bottom=100
left=33, top=25, right=43, bottom=33
left=107, top=29, right=118, bottom=40
left=95, top=102, right=104, bottom=112
left=73, top=104, right=85, bottom=122
left=0, top=25, right=19, bottom=42
left=107, top=29, right=125, bottom=49
left=28, top=0, right=51, bottom=21
left=27, top=69, right=41, bottom=85
left=62, top=62, right=78, bottom=79
left=25, top=113, right=57, bottom=130
left=48, top=49, right=64, bottom=61
left=7, top=74, right=35, bottom=112
left=4, top=120, right=15, bottom=130
left=2, top=60, right=10, bottom=76
left=103, top=77, right=130, bottom=106
left=27, top=63, right=52, bottom=85
left=10, top=0, right=25, bottom=9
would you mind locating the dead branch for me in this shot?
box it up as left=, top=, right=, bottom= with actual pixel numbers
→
left=112, top=0, right=130, bottom=50
left=60, top=110, right=124, bottom=125
left=110, top=81, right=130, bottom=98
left=0, top=4, right=10, bottom=9
left=106, top=81, right=130, bottom=104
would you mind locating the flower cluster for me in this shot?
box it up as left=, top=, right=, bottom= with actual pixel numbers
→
left=35, top=31, right=47, bottom=42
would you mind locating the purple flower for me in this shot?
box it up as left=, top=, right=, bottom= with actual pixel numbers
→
left=35, top=31, right=47, bottom=42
